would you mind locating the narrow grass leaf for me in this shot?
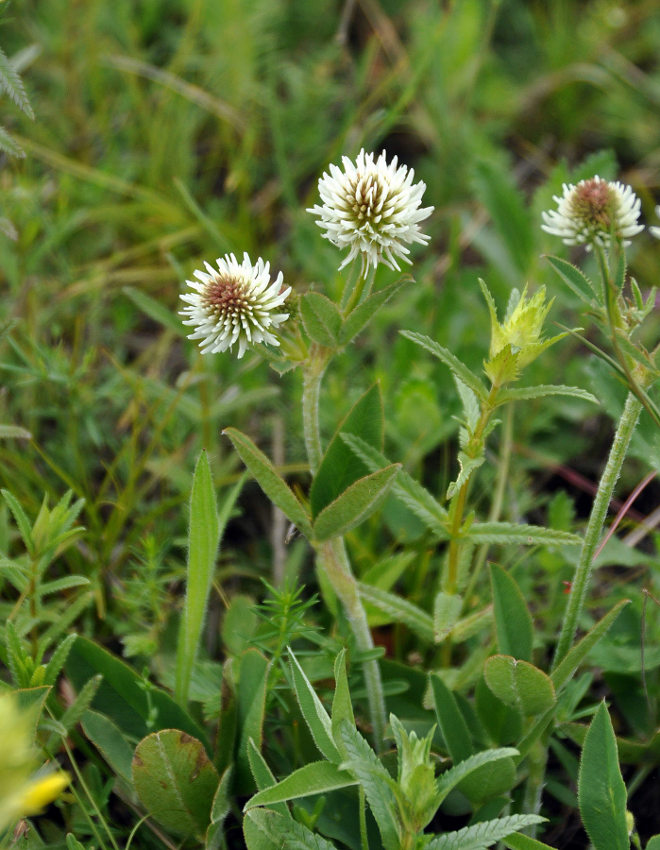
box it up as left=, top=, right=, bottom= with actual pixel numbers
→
left=289, top=648, right=340, bottom=763
left=223, top=427, right=313, bottom=538
left=132, top=729, right=219, bottom=840
left=578, top=702, right=629, bottom=850
left=123, top=285, right=186, bottom=334
left=175, top=451, right=220, bottom=706
left=237, top=650, right=270, bottom=792
left=425, top=814, right=545, bottom=850
left=312, top=464, right=400, bottom=541
left=490, top=564, right=533, bottom=661
left=401, top=331, right=488, bottom=401
left=245, top=761, right=357, bottom=810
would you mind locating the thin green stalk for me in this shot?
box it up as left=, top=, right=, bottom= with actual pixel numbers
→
left=552, top=390, right=642, bottom=667
left=301, top=357, right=387, bottom=749
left=463, top=401, right=514, bottom=607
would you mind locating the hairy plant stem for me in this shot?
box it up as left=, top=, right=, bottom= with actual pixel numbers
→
left=445, top=384, right=500, bottom=595
left=301, top=353, right=387, bottom=750
left=552, top=389, right=642, bottom=667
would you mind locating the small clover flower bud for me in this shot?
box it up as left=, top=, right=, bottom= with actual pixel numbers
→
left=180, top=253, right=291, bottom=359
left=307, top=148, right=433, bottom=272
left=482, top=281, right=565, bottom=386
left=541, top=175, right=643, bottom=250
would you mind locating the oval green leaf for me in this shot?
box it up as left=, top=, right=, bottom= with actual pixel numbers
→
left=484, top=655, right=556, bottom=716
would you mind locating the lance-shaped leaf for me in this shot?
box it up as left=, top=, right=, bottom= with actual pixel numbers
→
left=175, top=450, right=220, bottom=706
left=311, top=385, right=384, bottom=517
left=237, top=649, right=270, bottom=792
left=490, top=564, right=533, bottom=662
left=497, top=385, right=598, bottom=405
left=300, top=291, right=342, bottom=347
left=551, top=599, right=630, bottom=690
left=504, top=834, right=559, bottom=850
left=340, top=433, right=448, bottom=536
left=223, top=427, right=313, bottom=539
left=312, top=464, right=400, bottom=541
left=545, top=254, right=599, bottom=304
left=485, top=656, right=556, bottom=717
left=132, top=730, right=219, bottom=840
left=425, top=814, right=545, bottom=850
left=430, top=674, right=473, bottom=764
left=578, top=702, right=629, bottom=850
left=358, top=582, right=434, bottom=642
left=244, top=808, right=339, bottom=850
left=247, top=740, right=290, bottom=819
left=331, top=649, right=355, bottom=747
left=435, top=748, right=519, bottom=805
left=466, top=522, right=581, bottom=546
left=401, top=330, right=488, bottom=401
left=289, top=648, right=340, bottom=763
left=244, top=761, right=357, bottom=810
left=433, top=592, right=463, bottom=643
left=340, top=277, right=410, bottom=345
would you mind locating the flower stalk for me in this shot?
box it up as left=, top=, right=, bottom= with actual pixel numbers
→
left=553, top=389, right=643, bottom=667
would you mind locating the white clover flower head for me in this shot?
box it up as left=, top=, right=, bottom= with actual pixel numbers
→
left=541, top=175, right=643, bottom=250
left=307, top=148, right=433, bottom=272
left=649, top=205, right=660, bottom=240
left=180, top=252, right=291, bottom=358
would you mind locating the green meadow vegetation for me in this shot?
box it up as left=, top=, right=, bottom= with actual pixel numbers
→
left=1, top=1, right=660, bottom=848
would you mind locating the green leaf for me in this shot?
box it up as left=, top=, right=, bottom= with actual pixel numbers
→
left=81, top=709, right=134, bottom=786
left=551, top=599, right=630, bottom=691
left=436, top=748, right=519, bottom=805
left=39, top=576, right=90, bottom=597
left=544, top=255, right=599, bottom=304
left=123, top=285, right=186, bottom=334
left=490, top=564, right=533, bottom=662
left=132, top=729, right=219, bottom=839
left=243, top=808, right=340, bottom=850
left=466, top=522, right=581, bottom=546
left=484, top=656, right=556, bottom=716
left=430, top=674, right=473, bottom=763
left=65, top=636, right=209, bottom=745
left=1, top=488, right=34, bottom=556
left=223, top=427, right=313, bottom=538
left=472, top=158, right=533, bottom=276
left=578, top=702, right=629, bottom=850
left=245, top=761, right=357, bottom=810
left=312, top=464, right=400, bottom=541
left=401, top=331, right=488, bottom=401
left=331, top=649, right=355, bottom=747
left=289, top=648, right=340, bottom=764
left=47, top=674, right=103, bottom=751
left=357, top=582, right=434, bottom=642
left=247, top=739, right=290, bottom=819
left=300, top=291, right=342, bottom=347
left=425, top=814, right=545, bottom=850
left=475, top=677, right=523, bottom=747
left=237, top=650, right=270, bottom=792
left=504, top=834, right=559, bottom=850
left=337, top=720, right=401, bottom=850
left=433, top=592, right=463, bottom=642
left=14, top=686, right=52, bottom=734
left=447, top=452, right=485, bottom=500
left=176, top=451, right=220, bottom=706
left=0, top=424, right=32, bottom=439
left=497, top=385, right=598, bottom=405
left=340, top=433, right=448, bottom=536
left=0, top=46, right=34, bottom=118
left=206, top=766, right=233, bottom=850
left=311, top=384, right=384, bottom=517
left=339, top=277, right=409, bottom=345
left=645, top=837, right=660, bottom=850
